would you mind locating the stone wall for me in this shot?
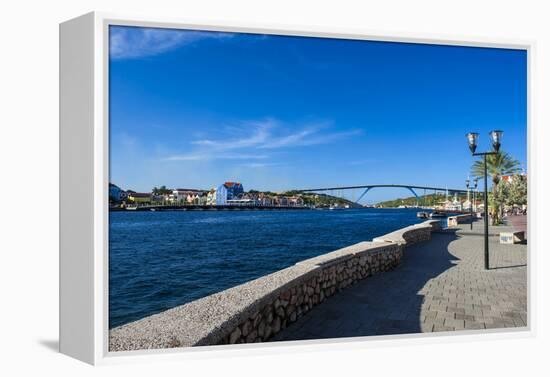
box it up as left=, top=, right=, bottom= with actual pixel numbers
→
left=109, top=220, right=440, bottom=352
left=447, top=214, right=473, bottom=227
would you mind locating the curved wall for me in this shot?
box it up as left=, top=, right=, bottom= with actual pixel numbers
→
left=110, top=220, right=441, bottom=351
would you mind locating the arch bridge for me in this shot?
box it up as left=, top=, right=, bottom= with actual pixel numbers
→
left=297, top=184, right=469, bottom=205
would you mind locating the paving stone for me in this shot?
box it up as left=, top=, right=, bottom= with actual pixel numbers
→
left=272, top=222, right=527, bottom=342
left=455, top=313, right=475, bottom=321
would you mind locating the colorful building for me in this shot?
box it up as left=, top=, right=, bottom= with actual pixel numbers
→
left=109, top=183, right=127, bottom=202
left=127, top=192, right=151, bottom=204
left=216, top=182, right=244, bottom=205
left=206, top=189, right=217, bottom=205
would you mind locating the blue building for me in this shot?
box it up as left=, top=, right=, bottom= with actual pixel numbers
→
left=109, top=183, right=127, bottom=202
left=216, top=182, right=244, bottom=205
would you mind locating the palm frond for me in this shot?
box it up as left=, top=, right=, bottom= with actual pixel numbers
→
left=470, top=151, right=521, bottom=181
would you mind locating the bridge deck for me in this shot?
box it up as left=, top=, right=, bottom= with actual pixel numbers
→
left=299, top=184, right=468, bottom=193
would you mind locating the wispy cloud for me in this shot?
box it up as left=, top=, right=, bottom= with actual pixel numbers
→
left=241, top=162, right=282, bottom=168
left=162, top=118, right=361, bottom=162
left=164, top=153, right=268, bottom=162
left=110, top=26, right=233, bottom=60
left=260, top=128, right=362, bottom=149
left=190, top=119, right=274, bottom=150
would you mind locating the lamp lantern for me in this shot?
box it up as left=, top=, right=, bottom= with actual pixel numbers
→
left=466, top=132, right=479, bottom=154
left=489, top=130, right=503, bottom=152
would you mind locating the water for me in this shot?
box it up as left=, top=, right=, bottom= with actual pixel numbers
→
left=109, top=208, right=424, bottom=328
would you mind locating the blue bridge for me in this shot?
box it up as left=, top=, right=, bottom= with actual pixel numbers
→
left=297, top=184, right=469, bottom=205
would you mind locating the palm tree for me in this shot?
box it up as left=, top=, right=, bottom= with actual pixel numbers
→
left=470, top=151, right=520, bottom=224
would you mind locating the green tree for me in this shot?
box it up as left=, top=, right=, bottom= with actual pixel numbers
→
left=470, top=151, right=520, bottom=224
left=491, top=181, right=508, bottom=221
left=152, top=185, right=171, bottom=195
left=507, top=175, right=527, bottom=207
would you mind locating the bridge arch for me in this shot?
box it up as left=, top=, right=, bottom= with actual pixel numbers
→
left=356, top=186, right=420, bottom=205
left=298, top=184, right=466, bottom=207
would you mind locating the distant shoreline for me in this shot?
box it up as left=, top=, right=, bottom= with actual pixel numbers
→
left=109, top=206, right=438, bottom=212
left=109, top=205, right=313, bottom=212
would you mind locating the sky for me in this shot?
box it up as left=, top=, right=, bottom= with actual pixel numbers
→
left=109, top=25, right=527, bottom=204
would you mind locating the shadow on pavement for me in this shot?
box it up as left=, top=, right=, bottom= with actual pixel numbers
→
left=275, top=230, right=460, bottom=340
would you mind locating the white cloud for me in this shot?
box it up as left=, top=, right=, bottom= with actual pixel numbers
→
left=161, top=118, right=361, bottom=162
left=191, top=119, right=274, bottom=149
left=241, top=162, right=282, bottom=168
left=164, top=153, right=268, bottom=162
left=110, top=26, right=233, bottom=60
left=259, top=128, right=362, bottom=149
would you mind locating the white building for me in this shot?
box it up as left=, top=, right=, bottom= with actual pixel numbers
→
left=206, top=189, right=217, bottom=205
left=216, top=185, right=228, bottom=205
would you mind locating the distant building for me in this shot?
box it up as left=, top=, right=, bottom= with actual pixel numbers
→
left=127, top=192, right=151, bottom=204
left=258, top=194, right=272, bottom=206
left=109, top=183, right=127, bottom=202
left=226, top=198, right=257, bottom=206
left=288, top=196, right=304, bottom=207
left=186, top=193, right=200, bottom=204
left=272, top=196, right=288, bottom=206
left=216, top=182, right=244, bottom=205
left=172, top=188, right=204, bottom=204
left=224, top=182, right=244, bottom=199
left=196, top=195, right=208, bottom=206
left=206, top=189, right=217, bottom=205
left=216, top=185, right=228, bottom=205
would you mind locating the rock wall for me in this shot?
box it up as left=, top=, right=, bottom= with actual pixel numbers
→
left=109, top=220, right=440, bottom=351
left=447, top=214, right=473, bottom=227
left=219, top=242, right=402, bottom=345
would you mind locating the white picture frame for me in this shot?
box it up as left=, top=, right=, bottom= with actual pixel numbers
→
left=59, top=11, right=534, bottom=365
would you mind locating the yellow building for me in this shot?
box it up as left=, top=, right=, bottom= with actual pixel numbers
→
left=127, top=192, right=151, bottom=204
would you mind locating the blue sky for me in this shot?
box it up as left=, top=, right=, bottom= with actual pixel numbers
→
left=109, top=26, right=526, bottom=203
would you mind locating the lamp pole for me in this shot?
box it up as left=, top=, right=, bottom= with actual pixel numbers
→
left=466, top=130, right=503, bottom=271
left=466, top=177, right=473, bottom=230
left=473, top=178, right=478, bottom=214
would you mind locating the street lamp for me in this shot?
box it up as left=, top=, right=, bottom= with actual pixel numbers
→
left=466, top=177, right=473, bottom=230
left=473, top=178, right=478, bottom=213
left=466, top=130, right=503, bottom=270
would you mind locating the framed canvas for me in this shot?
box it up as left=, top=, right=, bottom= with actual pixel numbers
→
left=60, top=12, right=533, bottom=365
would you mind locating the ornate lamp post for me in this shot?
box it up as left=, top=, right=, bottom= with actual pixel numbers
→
left=473, top=178, right=478, bottom=214
left=466, top=177, right=473, bottom=230
left=466, top=130, right=503, bottom=270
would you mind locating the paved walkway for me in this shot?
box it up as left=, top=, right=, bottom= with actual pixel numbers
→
left=273, top=222, right=527, bottom=341
left=506, top=214, right=528, bottom=239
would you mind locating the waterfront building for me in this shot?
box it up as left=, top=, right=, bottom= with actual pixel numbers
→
left=273, top=196, right=289, bottom=207
left=186, top=193, right=200, bottom=204
left=288, top=196, right=304, bottom=207
left=109, top=183, right=127, bottom=202
left=127, top=192, right=152, bottom=204
left=172, top=188, right=204, bottom=204
left=197, top=194, right=208, bottom=206
left=226, top=198, right=257, bottom=206
left=258, top=194, right=272, bottom=206
left=224, top=182, right=244, bottom=199
left=206, top=189, right=217, bottom=205
left=216, top=182, right=244, bottom=205
left=151, top=194, right=165, bottom=203
left=216, top=185, right=228, bottom=205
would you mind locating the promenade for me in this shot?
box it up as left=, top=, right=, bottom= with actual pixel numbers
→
left=273, top=220, right=527, bottom=341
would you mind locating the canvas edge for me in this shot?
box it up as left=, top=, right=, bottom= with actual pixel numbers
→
left=59, top=10, right=536, bottom=366
left=59, top=11, right=97, bottom=365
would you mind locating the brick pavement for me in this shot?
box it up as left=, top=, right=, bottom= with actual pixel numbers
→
left=273, top=221, right=527, bottom=341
